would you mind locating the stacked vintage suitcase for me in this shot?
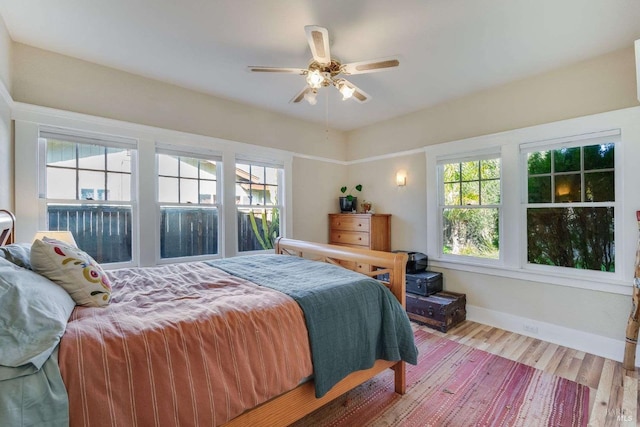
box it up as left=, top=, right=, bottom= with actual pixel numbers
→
left=402, top=252, right=466, bottom=333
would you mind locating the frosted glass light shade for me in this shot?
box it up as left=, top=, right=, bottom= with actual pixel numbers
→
left=33, top=231, right=78, bottom=248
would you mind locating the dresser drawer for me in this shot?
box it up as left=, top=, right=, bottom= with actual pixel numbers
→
left=330, top=230, right=370, bottom=247
left=330, top=216, right=371, bottom=232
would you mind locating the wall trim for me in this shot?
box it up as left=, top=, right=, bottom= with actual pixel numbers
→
left=0, top=78, right=12, bottom=107
left=467, top=304, right=640, bottom=366
left=12, top=102, right=299, bottom=162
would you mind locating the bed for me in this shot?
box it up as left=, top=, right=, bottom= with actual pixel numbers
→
left=0, top=209, right=417, bottom=426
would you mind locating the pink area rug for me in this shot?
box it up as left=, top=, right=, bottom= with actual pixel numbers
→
left=294, top=329, right=589, bottom=426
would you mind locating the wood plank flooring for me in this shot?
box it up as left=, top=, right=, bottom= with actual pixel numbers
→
left=413, top=320, right=638, bottom=427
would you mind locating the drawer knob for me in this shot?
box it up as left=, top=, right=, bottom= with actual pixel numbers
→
left=358, top=237, right=362, bottom=241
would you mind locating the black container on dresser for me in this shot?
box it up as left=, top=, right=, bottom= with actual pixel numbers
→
left=406, top=291, right=467, bottom=333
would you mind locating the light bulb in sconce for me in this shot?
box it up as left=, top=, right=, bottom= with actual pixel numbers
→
left=396, top=170, right=407, bottom=186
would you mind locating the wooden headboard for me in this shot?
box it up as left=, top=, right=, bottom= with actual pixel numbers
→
left=0, top=209, right=16, bottom=246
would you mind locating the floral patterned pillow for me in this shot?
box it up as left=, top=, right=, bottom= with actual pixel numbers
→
left=31, top=237, right=112, bottom=307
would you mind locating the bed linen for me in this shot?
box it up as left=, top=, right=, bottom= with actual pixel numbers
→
left=209, top=254, right=418, bottom=397
left=58, top=261, right=313, bottom=427
left=0, top=257, right=75, bottom=427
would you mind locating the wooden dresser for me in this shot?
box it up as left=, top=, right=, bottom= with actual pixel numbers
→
left=328, top=213, right=391, bottom=272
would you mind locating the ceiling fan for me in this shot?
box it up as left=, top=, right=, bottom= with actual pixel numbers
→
left=248, top=25, right=400, bottom=105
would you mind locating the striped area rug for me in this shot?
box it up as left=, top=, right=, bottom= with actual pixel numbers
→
left=294, top=328, right=589, bottom=426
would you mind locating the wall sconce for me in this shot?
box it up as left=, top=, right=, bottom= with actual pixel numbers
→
left=396, top=170, right=407, bottom=187
left=33, top=230, right=78, bottom=247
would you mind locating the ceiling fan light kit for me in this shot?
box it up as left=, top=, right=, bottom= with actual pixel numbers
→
left=248, top=25, right=400, bottom=105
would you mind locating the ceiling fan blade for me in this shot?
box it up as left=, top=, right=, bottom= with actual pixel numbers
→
left=304, top=25, right=331, bottom=65
left=290, top=86, right=313, bottom=103
left=341, top=56, right=400, bottom=75
left=340, top=79, right=371, bottom=103
left=247, top=66, right=306, bottom=74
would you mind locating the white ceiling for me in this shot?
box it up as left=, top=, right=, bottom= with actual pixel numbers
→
left=1, top=0, right=640, bottom=131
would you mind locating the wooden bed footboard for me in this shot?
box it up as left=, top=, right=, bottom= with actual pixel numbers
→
left=223, top=238, right=409, bottom=427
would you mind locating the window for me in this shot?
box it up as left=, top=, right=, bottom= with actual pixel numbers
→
left=235, top=161, right=282, bottom=252
left=157, top=149, right=221, bottom=259
left=439, top=156, right=501, bottom=259
left=40, top=129, right=136, bottom=264
left=523, top=139, right=615, bottom=272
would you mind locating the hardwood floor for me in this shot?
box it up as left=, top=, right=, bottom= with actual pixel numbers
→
left=413, top=320, right=639, bottom=427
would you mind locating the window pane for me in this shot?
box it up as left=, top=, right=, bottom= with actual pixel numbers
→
left=264, top=185, right=278, bottom=205
left=585, top=171, right=614, bottom=202
left=47, top=203, right=132, bottom=264
left=481, top=159, right=500, bottom=179
left=238, top=207, right=280, bottom=252
left=481, top=179, right=500, bottom=204
left=107, top=147, right=131, bottom=173
left=443, top=208, right=499, bottom=259
left=584, top=143, right=614, bottom=170
left=160, top=206, right=218, bottom=258
left=180, top=178, right=199, bottom=204
left=461, top=181, right=479, bottom=205
left=461, top=161, right=479, bottom=181
left=527, top=207, right=614, bottom=271
left=199, top=180, right=216, bottom=204
left=78, top=171, right=105, bottom=200
left=554, top=174, right=580, bottom=203
left=444, top=182, right=460, bottom=205
left=528, top=176, right=551, bottom=203
left=528, top=151, right=551, bottom=175
left=47, top=168, right=76, bottom=199
left=443, top=163, right=460, bottom=182
left=158, top=177, right=179, bottom=202
left=264, top=167, right=279, bottom=185
left=78, top=144, right=105, bottom=170
left=180, top=158, right=199, bottom=179
left=107, top=172, right=130, bottom=201
left=554, top=147, right=580, bottom=172
left=158, top=154, right=179, bottom=176
left=47, top=140, right=75, bottom=166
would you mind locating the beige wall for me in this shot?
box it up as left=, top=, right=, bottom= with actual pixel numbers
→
left=11, top=43, right=347, bottom=161
left=0, top=16, right=12, bottom=211
left=291, top=157, right=346, bottom=243
left=347, top=47, right=639, bottom=160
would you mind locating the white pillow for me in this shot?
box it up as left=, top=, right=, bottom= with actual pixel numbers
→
left=31, top=237, right=112, bottom=307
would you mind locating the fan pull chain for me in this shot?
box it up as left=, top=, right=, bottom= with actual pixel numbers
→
left=325, top=88, right=329, bottom=142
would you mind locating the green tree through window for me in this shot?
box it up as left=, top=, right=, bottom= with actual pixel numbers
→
left=525, top=143, right=615, bottom=272
left=441, top=157, right=500, bottom=259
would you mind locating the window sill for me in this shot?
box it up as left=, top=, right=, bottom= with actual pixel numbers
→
left=429, top=258, right=631, bottom=296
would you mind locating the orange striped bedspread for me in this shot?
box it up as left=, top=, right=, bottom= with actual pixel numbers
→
left=58, top=262, right=313, bottom=427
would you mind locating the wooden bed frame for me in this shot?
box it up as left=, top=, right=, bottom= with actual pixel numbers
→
left=223, top=237, right=408, bottom=426
left=0, top=211, right=409, bottom=427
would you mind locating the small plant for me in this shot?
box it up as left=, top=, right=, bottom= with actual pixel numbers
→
left=340, top=184, right=362, bottom=201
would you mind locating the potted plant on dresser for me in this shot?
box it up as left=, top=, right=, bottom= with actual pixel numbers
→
left=339, top=184, right=362, bottom=212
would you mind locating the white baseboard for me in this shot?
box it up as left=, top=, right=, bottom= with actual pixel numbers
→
left=466, top=304, right=640, bottom=367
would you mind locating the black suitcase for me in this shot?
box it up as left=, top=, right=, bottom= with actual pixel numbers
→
left=406, top=271, right=442, bottom=296
left=406, top=291, right=466, bottom=332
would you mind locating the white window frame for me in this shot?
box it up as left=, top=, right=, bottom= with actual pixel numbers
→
left=37, top=126, right=139, bottom=269
left=519, top=130, right=620, bottom=280
left=436, top=150, right=503, bottom=264
left=234, top=156, right=285, bottom=255
left=425, top=108, right=639, bottom=295
left=155, top=144, right=223, bottom=264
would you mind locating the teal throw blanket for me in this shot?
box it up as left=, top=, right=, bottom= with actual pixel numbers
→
left=208, top=254, right=418, bottom=397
